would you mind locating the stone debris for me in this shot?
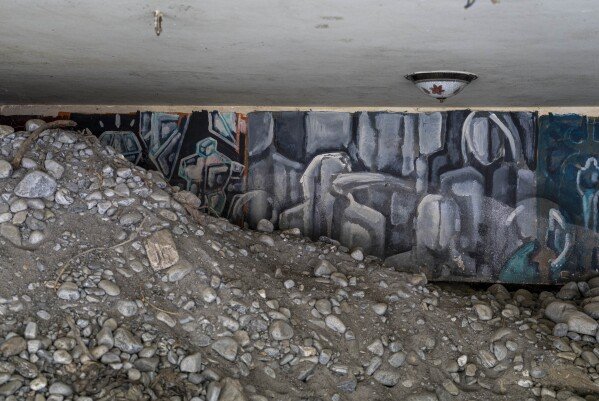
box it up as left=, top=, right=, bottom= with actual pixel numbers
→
left=145, top=229, right=180, bottom=270
left=0, top=124, right=597, bottom=401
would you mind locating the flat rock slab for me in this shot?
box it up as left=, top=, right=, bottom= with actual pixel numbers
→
left=145, top=229, right=179, bottom=270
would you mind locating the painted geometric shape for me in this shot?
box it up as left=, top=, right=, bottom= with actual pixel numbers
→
left=98, top=131, right=142, bottom=164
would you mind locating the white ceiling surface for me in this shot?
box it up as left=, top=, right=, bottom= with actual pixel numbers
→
left=1, top=0, right=598, bottom=107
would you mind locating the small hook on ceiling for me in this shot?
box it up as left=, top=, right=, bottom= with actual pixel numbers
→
left=154, top=10, right=163, bottom=36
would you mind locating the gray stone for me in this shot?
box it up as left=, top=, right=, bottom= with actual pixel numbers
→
left=57, top=282, right=80, bottom=301
left=0, top=223, right=21, bottom=246
left=256, top=219, right=274, bottom=233
left=325, top=315, right=346, bottom=334
left=388, top=352, right=406, bottom=368
left=116, top=300, right=138, bottom=317
left=474, top=303, right=493, bottom=321
left=583, top=302, right=599, bottom=319
left=134, top=357, right=160, bottom=372
left=406, top=392, right=439, bottom=401
left=180, top=353, right=203, bottom=373
left=98, top=280, right=120, bottom=296
left=14, top=171, right=57, bottom=198
left=119, top=211, right=143, bottom=226
left=166, top=263, right=192, bottom=282
left=314, top=260, right=337, bottom=277
left=0, top=125, right=14, bottom=135
left=211, top=337, right=238, bottom=361
left=0, top=380, right=22, bottom=396
left=48, top=381, right=73, bottom=396
left=0, top=336, right=26, bottom=357
left=269, top=320, right=294, bottom=341
left=373, top=369, right=399, bottom=387
left=114, top=328, right=143, bottom=354
left=218, top=377, right=246, bottom=401
left=44, top=159, right=65, bottom=179
left=553, top=323, right=569, bottom=337
left=53, top=349, right=73, bottom=364
left=0, top=160, right=12, bottom=179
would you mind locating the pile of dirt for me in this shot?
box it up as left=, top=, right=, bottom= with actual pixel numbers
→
left=0, top=121, right=598, bottom=401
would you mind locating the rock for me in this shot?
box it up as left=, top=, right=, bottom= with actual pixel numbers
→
left=212, top=337, right=238, bottom=361
left=553, top=323, right=569, bottom=337
left=0, top=223, right=21, bottom=246
left=372, top=303, right=388, bottom=316
left=269, top=320, right=294, bottom=341
left=0, top=160, right=12, bottom=179
left=29, top=376, right=47, bottom=391
left=44, top=159, right=65, bottom=179
left=53, top=349, right=73, bottom=364
left=98, top=280, right=121, bottom=296
left=173, top=190, right=202, bottom=208
left=218, top=377, right=247, bottom=401
left=0, top=380, right=21, bottom=396
left=25, top=119, right=44, bottom=131
left=256, top=219, right=274, bottom=233
left=544, top=301, right=577, bottom=323
left=474, top=303, right=493, bottom=321
left=350, top=247, right=364, bottom=261
left=314, top=260, right=337, bottom=277
left=156, top=311, right=177, bottom=327
left=565, top=311, right=598, bottom=335
left=557, top=281, right=580, bottom=300
left=57, top=131, right=77, bottom=144
left=405, top=393, right=439, bottom=401
left=583, top=302, right=599, bottom=319
left=48, top=381, right=73, bottom=396
left=114, top=328, right=143, bottom=353
left=0, top=336, right=26, bottom=357
left=57, top=282, right=80, bottom=301
left=373, top=369, right=399, bottom=387
left=166, top=262, right=192, bottom=282
left=29, top=231, right=45, bottom=245
left=388, top=352, right=406, bottom=368
left=134, top=357, right=160, bottom=372
left=116, top=300, right=138, bottom=317
left=325, top=315, right=346, bottom=334
left=119, top=211, right=143, bottom=226
left=14, top=171, right=57, bottom=198
left=145, top=229, right=179, bottom=270
left=0, top=125, right=14, bottom=135
left=180, top=353, right=203, bottom=373
left=259, top=234, right=275, bottom=247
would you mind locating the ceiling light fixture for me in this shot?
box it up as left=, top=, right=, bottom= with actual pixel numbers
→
left=405, top=71, right=478, bottom=103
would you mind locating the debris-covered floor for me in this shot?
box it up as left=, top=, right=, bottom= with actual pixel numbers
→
left=0, top=122, right=598, bottom=401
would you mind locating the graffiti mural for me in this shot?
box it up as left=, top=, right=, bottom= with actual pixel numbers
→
left=2, top=109, right=597, bottom=284
left=237, top=110, right=597, bottom=284
left=0, top=111, right=247, bottom=219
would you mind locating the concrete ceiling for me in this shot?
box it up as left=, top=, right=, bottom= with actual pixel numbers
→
left=1, top=0, right=598, bottom=107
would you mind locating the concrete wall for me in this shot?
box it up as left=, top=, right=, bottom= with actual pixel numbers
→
left=1, top=106, right=598, bottom=284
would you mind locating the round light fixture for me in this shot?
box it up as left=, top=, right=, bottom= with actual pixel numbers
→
left=405, top=71, right=478, bottom=102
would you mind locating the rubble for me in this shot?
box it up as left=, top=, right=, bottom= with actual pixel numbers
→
left=0, top=122, right=597, bottom=401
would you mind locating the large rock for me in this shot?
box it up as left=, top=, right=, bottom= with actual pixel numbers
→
left=14, top=171, right=57, bottom=198
left=218, top=377, right=247, bottom=401
left=268, top=320, right=294, bottom=341
left=145, top=229, right=179, bottom=270
left=545, top=301, right=598, bottom=335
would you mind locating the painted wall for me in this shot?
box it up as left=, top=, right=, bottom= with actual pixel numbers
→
left=0, top=111, right=247, bottom=219
left=238, top=111, right=598, bottom=284
left=1, top=109, right=597, bottom=284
